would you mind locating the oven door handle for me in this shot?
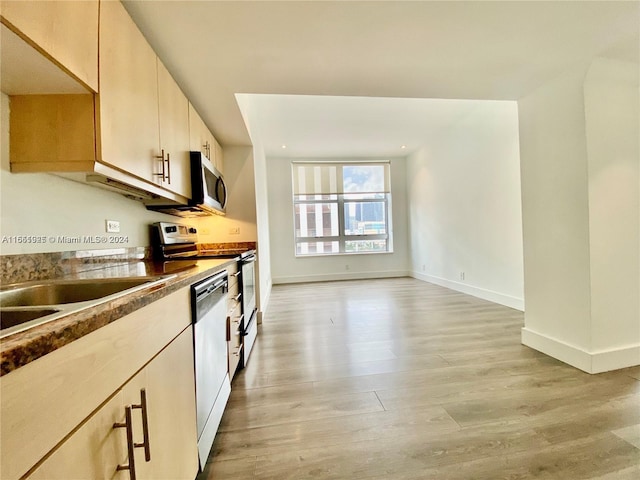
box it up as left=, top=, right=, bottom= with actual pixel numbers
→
left=242, top=254, right=256, bottom=263
left=242, top=311, right=256, bottom=336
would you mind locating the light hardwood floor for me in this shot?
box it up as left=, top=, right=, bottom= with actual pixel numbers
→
left=199, top=278, right=640, bottom=479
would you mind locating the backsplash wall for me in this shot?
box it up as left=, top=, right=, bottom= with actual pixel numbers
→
left=195, top=146, right=257, bottom=244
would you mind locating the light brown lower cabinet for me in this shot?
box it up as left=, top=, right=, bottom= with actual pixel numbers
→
left=27, top=328, right=198, bottom=480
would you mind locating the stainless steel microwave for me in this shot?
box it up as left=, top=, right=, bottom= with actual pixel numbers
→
left=145, top=152, right=227, bottom=217
left=190, top=151, right=227, bottom=214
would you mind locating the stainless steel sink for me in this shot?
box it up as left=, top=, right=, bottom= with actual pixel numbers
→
left=0, top=275, right=174, bottom=338
left=0, top=308, right=60, bottom=330
left=0, top=277, right=162, bottom=307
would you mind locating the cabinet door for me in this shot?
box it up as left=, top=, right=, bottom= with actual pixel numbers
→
left=0, top=0, right=99, bottom=91
left=97, top=0, right=160, bottom=184
left=27, top=329, right=198, bottom=480
left=28, top=392, right=128, bottom=480
left=213, top=137, right=224, bottom=174
left=158, top=60, right=191, bottom=198
left=188, top=102, right=210, bottom=159
left=124, top=328, right=199, bottom=480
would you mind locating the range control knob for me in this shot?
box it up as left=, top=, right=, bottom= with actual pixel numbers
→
left=189, top=227, right=197, bottom=234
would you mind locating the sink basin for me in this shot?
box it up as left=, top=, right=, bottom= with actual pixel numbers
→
left=0, top=308, right=60, bottom=330
left=0, top=276, right=174, bottom=338
left=0, top=277, right=165, bottom=308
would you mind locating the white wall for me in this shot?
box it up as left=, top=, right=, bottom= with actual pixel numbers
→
left=0, top=93, right=185, bottom=255
left=584, top=58, right=639, bottom=355
left=266, top=156, right=410, bottom=283
left=518, top=59, right=640, bottom=373
left=235, top=93, right=272, bottom=322
left=406, top=102, right=524, bottom=310
left=196, top=146, right=257, bottom=243
left=252, top=144, right=273, bottom=319
left=518, top=66, right=593, bottom=352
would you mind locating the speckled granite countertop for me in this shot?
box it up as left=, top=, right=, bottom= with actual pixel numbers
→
left=0, top=257, right=239, bottom=376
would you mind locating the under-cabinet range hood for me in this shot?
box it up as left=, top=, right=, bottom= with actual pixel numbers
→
left=57, top=162, right=190, bottom=206
left=58, top=164, right=215, bottom=218
left=85, top=174, right=157, bottom=202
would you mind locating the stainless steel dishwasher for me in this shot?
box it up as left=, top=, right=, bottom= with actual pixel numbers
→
left=192, top=270, right=231, bottom=470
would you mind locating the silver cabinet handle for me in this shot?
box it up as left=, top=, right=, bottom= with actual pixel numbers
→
left=132, top=388, right=151, bottom=462
left=154, top=149, right=166, bottom=181
left=114, top=406, right=137, bottom=480
left=165, top=152, right=171, bottom=184
left=231, top=271, right=241, bottom=278
left=233, top=293, right=242, bottom=302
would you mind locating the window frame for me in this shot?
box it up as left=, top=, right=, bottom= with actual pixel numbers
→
left=292, top=162, right=393, bottom=257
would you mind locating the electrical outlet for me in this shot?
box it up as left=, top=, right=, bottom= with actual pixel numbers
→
left=460, top=271, right=465, bottom=281
left=200, top=228, right=211, bottom=235
left=229, top=227, right=240, bottom=235
left=106, top=220, right=120, bottom=233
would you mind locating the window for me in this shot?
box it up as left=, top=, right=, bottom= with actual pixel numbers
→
left=292, top=161, right=392, bottom=256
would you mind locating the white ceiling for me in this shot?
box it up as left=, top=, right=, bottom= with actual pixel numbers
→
left=123, top=0, right=639, bottom=157
left=235, top=93, right=513, bottom=158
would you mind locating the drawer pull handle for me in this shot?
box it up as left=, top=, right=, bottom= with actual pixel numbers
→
left=231, top=271, right=241, bottom=278
left=114, top=406, right=137, bottom=480
left=154, top=149, right=166, bottom=181
left=233, top=293, right=242, bottom=302
left=132, top=388, right=151, bottom=461
left=165, top=152, right=171, bottom=183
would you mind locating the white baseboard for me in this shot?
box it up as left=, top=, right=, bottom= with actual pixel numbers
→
left=272, top=270, right=409, bottom=285
left=591, top=345, right=640, bottom=373
left=521, top=327, right=640, bottom=374
left=411, top=271, right=524, bottom=311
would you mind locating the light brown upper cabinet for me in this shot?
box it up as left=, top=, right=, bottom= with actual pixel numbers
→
left=189, top=103, right=214, bottom=160
left=214, top=136, right=224, bottom=175
left=157, top=61, right=191, bottom=198
left=98, top=0, right=161, bottom=186
left=0, top=0, right=99, bottom=92
left=188, top=102, right=224, bottom=174
left=8, top=0, right=193, bottom=201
